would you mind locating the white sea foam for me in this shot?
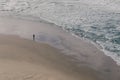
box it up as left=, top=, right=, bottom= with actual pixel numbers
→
left=98, top=42, right=120, bottom=65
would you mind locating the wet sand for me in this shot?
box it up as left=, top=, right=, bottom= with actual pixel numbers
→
left=0, top=16, right=120, bottom=80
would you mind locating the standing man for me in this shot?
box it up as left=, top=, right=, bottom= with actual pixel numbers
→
left=33, top=34, right=35, bottom=41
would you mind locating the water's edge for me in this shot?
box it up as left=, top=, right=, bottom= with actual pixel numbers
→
left=0, top=14, right=119, bottom=66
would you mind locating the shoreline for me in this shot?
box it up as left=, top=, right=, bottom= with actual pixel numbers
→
left=2, top=14, right=120, bottom=66
left=0, top=16, right=120, bottom=80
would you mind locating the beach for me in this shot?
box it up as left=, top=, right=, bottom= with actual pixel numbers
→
left=0, top=34, right=102, bottom=80
left=0, top=16, right=120, bottom=80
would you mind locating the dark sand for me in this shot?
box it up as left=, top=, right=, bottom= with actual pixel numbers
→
left=0, top=35, right=102, bottom=80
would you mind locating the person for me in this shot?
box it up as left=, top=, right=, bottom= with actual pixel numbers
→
left=33, top=34, right=35, bottom=41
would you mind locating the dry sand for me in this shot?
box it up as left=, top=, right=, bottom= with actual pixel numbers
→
left=0, top=16, right=120, bottom=80
left=0, top=35, right=102, bottom=80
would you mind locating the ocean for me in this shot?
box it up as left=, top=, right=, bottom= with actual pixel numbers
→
left=0, top=0, right=120, bottom=65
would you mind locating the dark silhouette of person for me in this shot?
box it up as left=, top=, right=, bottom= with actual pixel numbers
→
left=33, top=34, right=35, bottom=41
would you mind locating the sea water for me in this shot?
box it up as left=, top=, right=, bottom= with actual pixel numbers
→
left=0, top=0, right=120, bottom=65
